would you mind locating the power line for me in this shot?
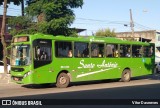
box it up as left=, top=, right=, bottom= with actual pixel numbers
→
left=0, top=10, right=21, bottom=13
left=73, top=22, right=128, bottom=26
left=76, top=17, right=110, bottom=22
left=76, top=17, right=154, bottom=31
left=134, top=26, right=149, bottom=31
left=0, top=7, right=21, bottom=12
left=76, top=17, right=129, bottom=25
left=134, top=22, right=154, bottom=30
left=7, top=7, right=21, bottom=11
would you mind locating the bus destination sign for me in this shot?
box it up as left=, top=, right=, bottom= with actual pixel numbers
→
left=13, top=36, right=29, bottom=42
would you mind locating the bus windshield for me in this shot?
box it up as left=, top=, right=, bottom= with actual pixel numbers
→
left=11, top=45, right=31, bottom=66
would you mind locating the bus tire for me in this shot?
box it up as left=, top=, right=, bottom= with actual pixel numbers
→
left=56, top=73, right=70, bottom=88
left=121, top=69, right=131, bottom=82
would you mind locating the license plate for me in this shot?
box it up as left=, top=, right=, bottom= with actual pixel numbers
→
left=14, top=77, right=19, bottom=81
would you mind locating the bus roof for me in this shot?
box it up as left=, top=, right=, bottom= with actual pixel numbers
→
left=14, top=33, right=153, bottom=46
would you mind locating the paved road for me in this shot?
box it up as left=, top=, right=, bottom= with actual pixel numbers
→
left=0, top=74, right=160, bottom=98
left=0, top=74, right=160, bottom=108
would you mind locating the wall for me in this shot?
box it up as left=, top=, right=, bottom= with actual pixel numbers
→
left=116, top=30, right=156, bottom=43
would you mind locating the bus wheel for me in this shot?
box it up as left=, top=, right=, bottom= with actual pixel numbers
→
left=56, top=73, right=70, bottom=88
left=121, top=69, right=131, bottom=82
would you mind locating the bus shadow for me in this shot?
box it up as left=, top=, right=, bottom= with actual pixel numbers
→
left=22, top=83, right=56, bottom=89
left=71, top=79, right=120, bottom=86
left=131, top=73, right=160, bottom=81
left=22, top=79, right=121, bottom=89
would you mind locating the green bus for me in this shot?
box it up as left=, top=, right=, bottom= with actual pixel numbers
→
left=10, top=33, right=155, bottom=88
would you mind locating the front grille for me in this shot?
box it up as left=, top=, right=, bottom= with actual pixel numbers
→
left=11, top=67, right=24, bottom=72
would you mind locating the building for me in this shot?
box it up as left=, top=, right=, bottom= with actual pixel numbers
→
left=116, top=30, right=160, bottom=43
left=75, top=28, right=86, bottom=35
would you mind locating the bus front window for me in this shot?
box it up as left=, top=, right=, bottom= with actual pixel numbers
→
left=11, top=45, right=31, bottom=66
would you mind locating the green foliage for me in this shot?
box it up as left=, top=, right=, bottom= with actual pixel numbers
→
left=8, top=16, right=37, bottom=35
left=95, top=28, right=116, bottom=37
left=6, top=0, right=83, bottom=36
left=19, top=0, right=83, bottom=36
left=68, top=28, right=79, bottom=37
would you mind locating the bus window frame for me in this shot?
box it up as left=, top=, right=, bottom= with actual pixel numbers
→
left=91, top=43, right=105, bottom=58
left=119, top=44, right=131, bottom=58
left=33, top=39, right=52, bottom=69
left=55, top=41, right=73, bottom=58
left=105, top=43, right=119, bottom=58
left=132, top=45, right=143, bottom=58
left=74, top=42, right=90, bottom=58
left=143, top=45, right=154, bottom=58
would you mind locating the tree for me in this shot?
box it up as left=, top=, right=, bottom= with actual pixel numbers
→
left=1, top=0, right=8, bottom=74
left=8, top=16, right=36, bottom=35
left=95, top=28, right=116, bottom=37
left=0, top=0, right=24, bottom=74
left=9, top=0, right=84, bottom=36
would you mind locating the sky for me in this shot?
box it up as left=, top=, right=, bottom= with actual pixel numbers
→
left=0, top=0, right=159, bottom=35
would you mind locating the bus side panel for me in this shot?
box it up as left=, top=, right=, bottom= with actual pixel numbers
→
left=129, top=58, right=152, bottom=77
left=31, top=63, right=57, bottom=84
left=56, top=58, right=123, bottom=82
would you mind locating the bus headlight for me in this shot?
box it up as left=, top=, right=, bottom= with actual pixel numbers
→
left=24, top=71, right=32, bottom=78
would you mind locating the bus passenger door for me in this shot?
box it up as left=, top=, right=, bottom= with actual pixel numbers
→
left=33, top=39, right=53, bottom=84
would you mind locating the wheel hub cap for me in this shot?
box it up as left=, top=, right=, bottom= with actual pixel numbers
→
left=60, top=77, right=67, bottom=85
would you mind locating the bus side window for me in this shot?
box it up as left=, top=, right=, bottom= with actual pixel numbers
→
left=35, top=46, right=41, bottom=60
left=34, top=46, right=51, bottom=61
left=68, top=50, right=72, bottom=57
left=120, top=45, right=131, bottom=57
left=55, top=41, right=72, bottom=58
left=132, top=45, right=143, bottom=57
left=33, top=39, right=52, bottom=68
left=106, top=44, right=118, bottom=58
left=113, top=45, right=119, bottom=57
left=74, top=42, right=89, bottom=58
left=106, top=44, right=113, bottom=57
left=41, top=51, right=47, bottom=60
left=91, top=43, right=104, bottom=57
left=83, top=48, right=89, bottom=57
left=114, top=50, right=119, bottom=57
left=143, top=46, right=153, bottom=57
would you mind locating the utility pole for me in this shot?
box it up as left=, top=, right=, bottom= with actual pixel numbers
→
left=130, top=9, right=135, bottom=40
left=1, top=0, right=8, bottom=74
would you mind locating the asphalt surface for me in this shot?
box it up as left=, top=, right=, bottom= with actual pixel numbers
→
left=0, top=74, right=160, bottom=108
